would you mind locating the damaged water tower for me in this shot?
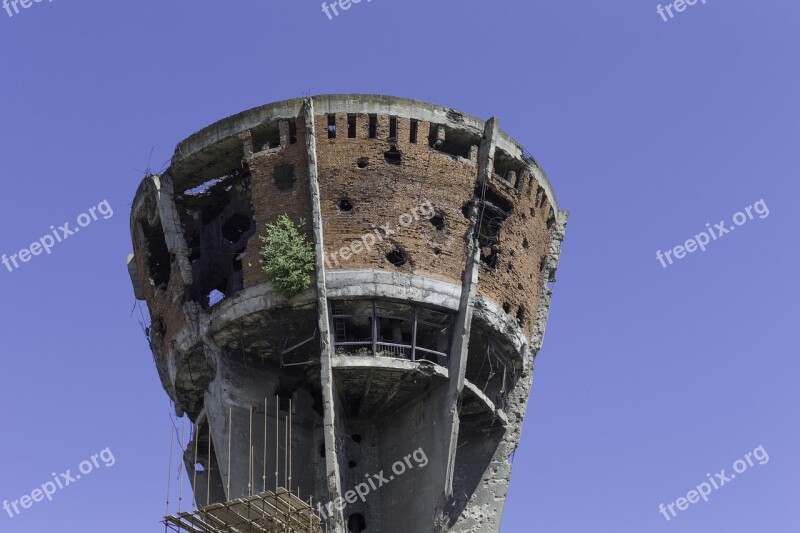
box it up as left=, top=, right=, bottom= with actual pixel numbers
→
left=127, top=95, right=567, bottom=533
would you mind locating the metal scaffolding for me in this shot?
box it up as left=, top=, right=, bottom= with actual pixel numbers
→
left=164, top=488, right=322, bottom=533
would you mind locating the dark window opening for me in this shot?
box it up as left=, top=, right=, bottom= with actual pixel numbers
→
left=141, top=222, right=171, bottom=289
left=348, top=513, right=366, bottom=533
left=409, top=119, right=418, bottom=143
left=327, top=114, right=337, bottom=138
left=347, top=114, right=357, bottom=138
left=386, top=249, right=406, bottom=266
left=368, top=114, right=377, bottom=138
left=357, top=158, right=369, bottom=169
left=274, top=165, right=296, bottom=191
left=288, top=119, right=298, bottom=144
left=337, top=199, right=353, bottom=212
left=221, top=213, right=252, bottom=244
left=384, top=146, right=402, bottom=165
left=389, top=116, right=397, bottom=140
left=345, top=393, right=362, bottom=417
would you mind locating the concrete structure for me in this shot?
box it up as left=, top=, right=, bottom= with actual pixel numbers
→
left=128, top=94, right=568, bottom=533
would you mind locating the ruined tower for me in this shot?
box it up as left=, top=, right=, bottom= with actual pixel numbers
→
left=127, top=95, right=567, bottom=532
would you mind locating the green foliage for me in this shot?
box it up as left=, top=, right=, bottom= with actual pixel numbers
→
left=259, top=215, right=315, bottom=297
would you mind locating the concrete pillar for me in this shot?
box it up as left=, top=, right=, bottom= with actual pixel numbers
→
left=303, top=97, right=346, bottom=533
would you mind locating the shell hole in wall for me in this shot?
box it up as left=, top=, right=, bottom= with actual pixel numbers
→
left=351, top=434, right=362, bottom=444
left=357, top=158, right=369, bottom=169
left=386, top=249, right=406, bottom=267
left=429, top=213, right=445, bottom=231
left=348, top=513, right=366, bottom=533
left=384, top=146, right=402, bottom=165
left=337, top=199, right=354, bottom=212
left=274, top=165, right=296, bottom=191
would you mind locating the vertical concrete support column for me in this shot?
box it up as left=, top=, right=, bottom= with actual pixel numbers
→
left=303, top=98, right=346, bottom=533
left=154, top=172, right=193, bottom=286
left=441, top=117, right=499, bottom=500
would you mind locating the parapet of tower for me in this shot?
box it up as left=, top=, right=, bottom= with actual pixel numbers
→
left=128, top=94, right=568, bottom=533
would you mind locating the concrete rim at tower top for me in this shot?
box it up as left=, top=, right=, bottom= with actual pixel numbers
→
left=164, top=93, right=560, bottom=213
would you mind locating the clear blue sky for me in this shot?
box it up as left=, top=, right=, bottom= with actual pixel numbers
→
left=0, top=1, right=797, bottom=531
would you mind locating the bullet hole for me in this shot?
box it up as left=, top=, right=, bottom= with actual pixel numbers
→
left=337, top=199, right=354, bottom=212
left=509, top=249, right=515, bottom=257
left=433, top=247, right=442, bottom=255
left=348, top=460, right=357, bottom=469
left=502, top=302, right=511, bottom=314
left=357, top=158, right=369, bottom=169
left=517, top=306, right=526, bottom=323
left=351, top=434, right=362, bottom=444
left=429, top=213, right=445, bottom=231
left=522, top=238, right=529, bottom=249
left=386, top=249, right=406, bottom=267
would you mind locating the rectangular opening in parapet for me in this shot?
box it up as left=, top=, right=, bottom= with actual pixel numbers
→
left=494, top=148, right=529, bottom=189
left=288, top=119, right=298, bottom=144
left=253, top=122, right=281, bottom=151
left=327, top=114, right=337, bottom=139
left=409, top=119, right=418, bottom=143
left=368, top=114, right=377, bottom=138
left=347, top=114, right=357, bottom=138
left=430, top=125, right=479, bottom=159
left=389, top=116, right=398, bottom=140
